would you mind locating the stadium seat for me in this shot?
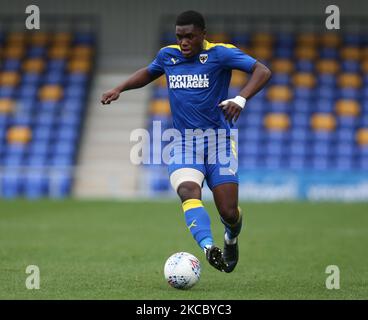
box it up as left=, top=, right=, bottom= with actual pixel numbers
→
left=310, top=113, right=336, bottom=131
left=264, top=113, right=290, bottom=131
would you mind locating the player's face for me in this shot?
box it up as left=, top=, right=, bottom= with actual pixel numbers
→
left=175, top=25, right=205, bottom=58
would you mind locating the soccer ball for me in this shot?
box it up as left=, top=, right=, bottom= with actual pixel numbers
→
left=164, top=252, right=201, bottom=289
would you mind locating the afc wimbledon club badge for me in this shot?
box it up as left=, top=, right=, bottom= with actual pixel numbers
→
left=199, top=54, right=208, bottom=64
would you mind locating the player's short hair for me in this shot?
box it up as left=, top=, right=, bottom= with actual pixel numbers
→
left=175, top=10, right=206, bottom=30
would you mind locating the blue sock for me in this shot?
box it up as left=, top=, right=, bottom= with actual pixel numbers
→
left=221, top=207, right=243, bottom=240
left=182, top=199, right=213, bottom=251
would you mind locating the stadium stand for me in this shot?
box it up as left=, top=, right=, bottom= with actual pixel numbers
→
left=0, top=29, right=95, bottom=198
left=146, top=31, right=368, bottom=192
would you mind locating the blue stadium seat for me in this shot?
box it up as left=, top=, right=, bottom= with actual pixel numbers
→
left=264, top=141, right=284, bottom=157
left=64, top=85, right=86, bottom=99
left=29, top=141, right=50, bottom=156
left=24, top=170, right=48, bottom=198
left=35, top=112, right=55, bottom=126
left=274, top=47, right=293, bottom=59
left=48, top=170, right=73, bottom=198
left=11, top=114, right=33, bottom=126
left=290, top=127, right=309, bottom=142
left=152, top=87, right=169, bottom=99
left=53, top=141, right=76, bottom=156
left=288, top=155, right=307, bottom=170
left=292, top=113, right=309, bottom=127
left=315, top=86, right=336, bottom=100
left=271, top=73, right=290, bottom=86
left=336, top=128, right=355, bottom=142
left=22, top=72, right=41, bottom=85
left=0, top=86, right=16, bottom=98
left=27, top=46, right=46, bottom=58
left=293, top=99, right=310, bottom=113
left=1, top=169, right=23, bottom=198
left=18, top=84, right=38, bottom=100
left=295, top=60, right=314, bottom=72
left=289, top=141, right=309, bottom=157
left=67, top=73, right=89, bottom=85
left=230, top=33, right=250, bottom=46
left=334, top=157, right=354, bottom=170
left=239, top=141, right=262, bottom=157
left=337, top=116, right=358, bottom=128
left=6, top=144, right=28, bottom=156
left=335, top=142, right=355, bottom=157
left=343, top=34, right=362, bottom=46
left=294, top=87, right=313, bottom=100
left=3, top=154, right=24, bottom=167
left=33, top=126, right=53, bottom=142
left=276, top=33, right=295, bottom=46
left=312, top=141, right=331, bottom=157
left=339, top=88, right=360, bottom=100
left=315, top=98, right=334, bottom=113
left=74, top=32, right=95, bottom=45
left=341, top=60, right=360, bottom=73
left=43, top=71, right=65, bottom=85
left=269, top=101, right=289, bottom=113
left=320, top=48, right=338, bottom=59
left=264, top=156, right=284, bottom=169
left=310, top=156, right=330, bottom=170
left=47, top=59, right=66, bottom=72
left=2, top=59, right=21, bottom=71
left=27, top=154, right=48, bottom=167
left=317, top=74, right=336, bottom=87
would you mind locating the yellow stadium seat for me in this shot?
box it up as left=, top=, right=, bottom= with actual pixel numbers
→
left=39, top=85, right=63, bottom=101
left=48, top=46, right=70, bottom=59
left=0, top=98, right=15, bottom=114
left=311, top=113, right=336, bottom=131
left=7, top=126, right=32, bottom=144
left=335, top=99, right=360, bottom=117
left=271, top=59, right=294, bottom=74
left=356, top=128, right=368, bottom=145
left=23, top=58, right=45, bottom=73
left=295, top=46, right=318, bottom=60
left=72, top=45, right=94, bottom=59
left=292, top=73, right=316, bottom=88
left=155, top=75, right=167, bottom=88
left=250, top=46, right=273, bottom=60
left=267, top=85, right=293, bottom=102
left=206, top=33, right=229, bottom=43
left=30, top=32, right=49, bottom=46
left=252, top=33, right=274, bottom=46
left=340, top=47, right=361, bottom=60
left=0, top=72, right=20, bottom=86
left=150, top=99, right=171, bottom=115
left=320, top=33, right=341, bottom=47
left=230, top=70, right=247, bottom=87
left=362, top=47, right=368, bottom=60
left=264, top=113, right=290, bottom=131
left=6, top=32, right=26, bottom=45
left=362, top=60, right=368, bottom=73
left=68, top=59, right=91, bottom=73
left=316, top=59, right=340, bottom=74
left=4, top=45, right=25, bottom=59
left=337, top=73, right=362, bottom=88
left=53, top=32, right=73, bottom=45
left=297, top=33, right=318, bottom=46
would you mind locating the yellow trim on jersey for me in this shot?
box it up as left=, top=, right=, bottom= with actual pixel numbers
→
left=182, top=199, right=203, bottom=212
left=230, top=136, right=238, bottom=160
left=203, top=40, right=236, bottom=50
left=161, top=40, right=236, bottom=52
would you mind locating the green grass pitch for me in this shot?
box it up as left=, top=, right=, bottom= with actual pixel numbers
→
left=0, top=200, right=367, bottom=299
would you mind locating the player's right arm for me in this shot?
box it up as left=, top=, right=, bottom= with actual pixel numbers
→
left=101, top=67, right=160, bottom=105
left=101, top=49, right=166, bottom=105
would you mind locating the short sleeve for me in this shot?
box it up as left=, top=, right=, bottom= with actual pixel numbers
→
left=221, top=46, right=257, bottom=73
left=147, top=50, right=165, bottom=76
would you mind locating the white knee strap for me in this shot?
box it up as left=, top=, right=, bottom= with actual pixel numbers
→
left=170, top=168, right=205, bottom=192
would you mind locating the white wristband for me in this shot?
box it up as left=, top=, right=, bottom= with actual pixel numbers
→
left=233, top=96, right=247, bottom=109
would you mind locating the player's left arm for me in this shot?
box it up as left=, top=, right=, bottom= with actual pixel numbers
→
left=219, top=47, right=272, bottom=122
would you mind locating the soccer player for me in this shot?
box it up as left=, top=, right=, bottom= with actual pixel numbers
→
left=101, top=11, right=271, bottom=272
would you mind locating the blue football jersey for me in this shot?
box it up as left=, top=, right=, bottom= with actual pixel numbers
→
left=148, top=40, right=257, bottom=134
